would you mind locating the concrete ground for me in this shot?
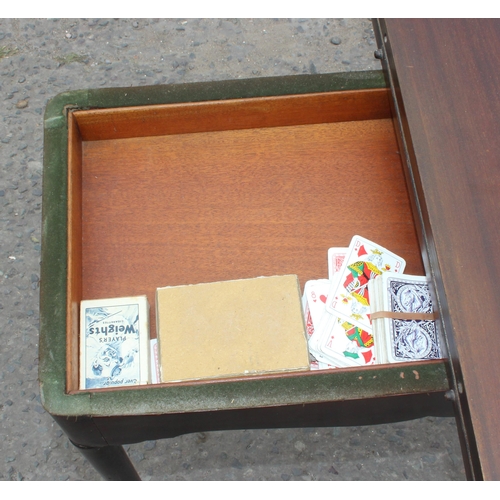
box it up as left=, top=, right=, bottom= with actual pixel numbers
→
left=0, top=18, right=467, bottom=481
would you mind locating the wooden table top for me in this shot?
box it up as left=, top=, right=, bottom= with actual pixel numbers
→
left=376, top=19, right=500, bottom=480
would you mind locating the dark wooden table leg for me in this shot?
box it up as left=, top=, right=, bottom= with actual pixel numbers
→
left=71, top=441, right=141, bottom=480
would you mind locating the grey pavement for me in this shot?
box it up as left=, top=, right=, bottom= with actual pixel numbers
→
left=0, top=18, right=467, bottom=481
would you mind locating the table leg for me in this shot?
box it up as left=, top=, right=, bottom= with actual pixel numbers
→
left=71, top=441, right=141, bottom=480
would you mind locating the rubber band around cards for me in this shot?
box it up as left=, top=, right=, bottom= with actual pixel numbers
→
left=370, top=311, right=437, bottom=321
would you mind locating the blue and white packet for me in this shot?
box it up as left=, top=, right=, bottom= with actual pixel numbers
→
left=79, top=296, right=150, bottom=389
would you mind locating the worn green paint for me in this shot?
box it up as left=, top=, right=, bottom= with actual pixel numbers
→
left=40, top=70, right=450, bottom=418
left=86, top=71, right=387, bottom=109
left=84, top=363, right=450, bottom=418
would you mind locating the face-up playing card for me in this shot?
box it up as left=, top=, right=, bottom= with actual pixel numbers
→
left=325, top=235, right=406, bottom=331
left=302, top=279, right=336, bottom=369
left=320, top=316, right=376, bottom=367
left=307, top=308, right=338, bottom=367
left=303, top=279, right=330, bottom=328
left=328, top=247, right=348, bottom=282
left=304, top=300, right=315, bottom=341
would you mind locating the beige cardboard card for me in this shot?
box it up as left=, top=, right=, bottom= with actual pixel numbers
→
left=156, top=275, right=310, bottom=383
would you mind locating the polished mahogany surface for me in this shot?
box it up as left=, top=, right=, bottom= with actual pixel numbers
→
left=378, top=19, right=500, bottom=480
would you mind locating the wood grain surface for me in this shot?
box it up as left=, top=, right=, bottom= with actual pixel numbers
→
left=73, top=89, right=391, bottom=141
left=79, top=120, right=422, bottom=337
left=379, top=19, right=500, bottom=480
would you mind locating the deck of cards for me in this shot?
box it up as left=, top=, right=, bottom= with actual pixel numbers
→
left=370, top=272, right=443, bottom=364
left=79, top=296, right=151, bottom=390
left=303, top=235, right=445, bottom=369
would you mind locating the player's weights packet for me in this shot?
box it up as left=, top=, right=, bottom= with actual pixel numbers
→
left=156, top=275, right=310, bottom=383
left=80, top=296, right=150, bottom=390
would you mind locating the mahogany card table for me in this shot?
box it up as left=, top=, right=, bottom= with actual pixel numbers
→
left=40, top=19, right=499, bottom=480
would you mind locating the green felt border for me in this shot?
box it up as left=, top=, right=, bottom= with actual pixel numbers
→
left=40, top=71, right=450, bottom=417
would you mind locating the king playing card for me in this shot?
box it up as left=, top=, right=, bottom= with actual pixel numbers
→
left=320, top=316, right=376, bottom=367
left=325, top=235, right=406, bottom=331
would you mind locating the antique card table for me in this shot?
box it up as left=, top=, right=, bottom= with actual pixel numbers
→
left=40, top=18, right=499, bottom=480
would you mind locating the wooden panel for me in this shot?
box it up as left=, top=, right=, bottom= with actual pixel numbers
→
left=73, top=89, right=392, bottom=141
left=66, top=113, right=83, bottom=394
left=79, top=117, right=423, bottom=343
left=379, top=19, right=500, bottom=480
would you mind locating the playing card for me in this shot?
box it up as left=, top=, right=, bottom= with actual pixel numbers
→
left=303, top=279, right=330, bottom=328
left=302, top=279, right=334, bottom=369
left=369, top=275, right=386, bottom=363
left=150, top=338, right=161, bottom=383
left=310, top=359, right=321, bottom=370
left=327, top=247, right=348, bottom=281
left=325, top=235, right=406, bottom=331
left=307, top=309, right=338, bottom=368
left=320, top=316, right=376, bottom=367
left=381, top=273, right=442, bottom=363
left=375, top=274, right=388, bottom=363
left=304, top=300, right=315, bottom=340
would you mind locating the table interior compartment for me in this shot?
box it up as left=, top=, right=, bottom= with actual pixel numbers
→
left=66, top=88, right=426, bottom=393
